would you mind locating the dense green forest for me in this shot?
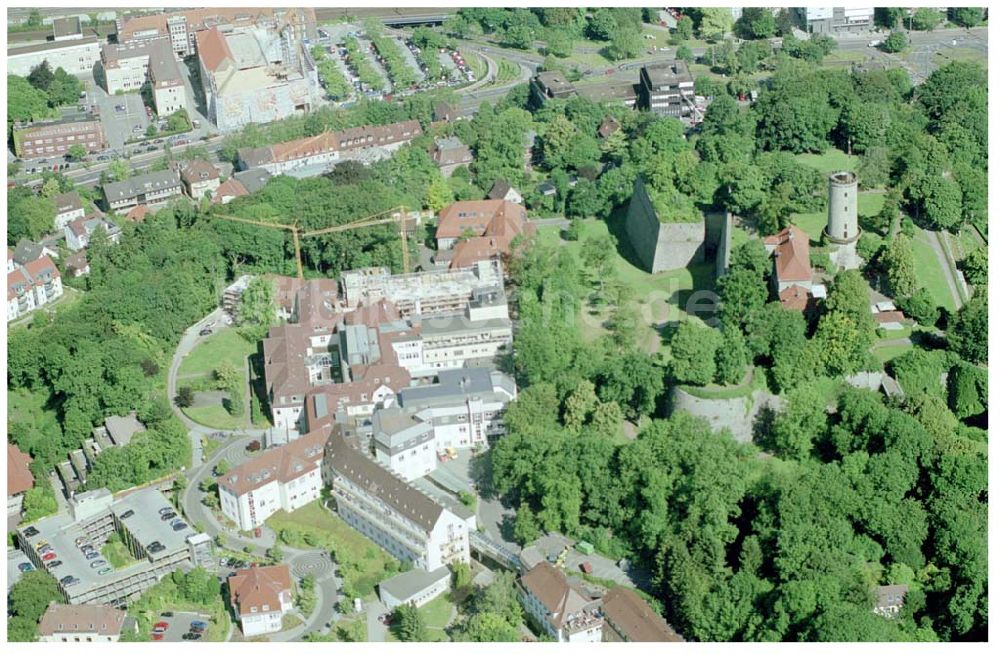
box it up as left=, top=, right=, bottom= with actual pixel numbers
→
left=481, top=58, right=987, bottom=642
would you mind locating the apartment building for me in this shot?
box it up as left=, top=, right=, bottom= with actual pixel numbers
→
left=227, top=565, right=294, bottom=637
left=237, top=120, right=423, bottom=176
left=100, top=38, right=187, bottom=116
left=264, top=261, right=513, bottom=434
left=64, top=216, right=123, bottom=252
left=53, top=191, right=86, bottom=230
left=38, top=603, right=127, bottom=643
left=16, top=487, right=212, bottom=607
left=217, top=427, right=328, bottom=530
left=518, top=561, right=604, bottom=643
left=7, top=254, right=63, bottom=322
left=435, top=199, right=535, bottom=269
left=196, top=25, right=320, bottom=132
left=116, top=8, right=317, bottom=59
left=14, top=119, right=105, bottom=159
left=8, top=443, right=35, bottom=517
left=103, top=170, right=183, bottom=214
left=7, top=37, right=102, bottom=77
left=638, top=60, right=696, bottom=117
left=323, top=428, right=472, bottom=572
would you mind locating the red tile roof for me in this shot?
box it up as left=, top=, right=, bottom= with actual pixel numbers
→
left=779, top=285, right=810, bottom=312
left=8, top=443, right=34, bottom=496
left=602, top=587, right=682, bottom=642
left=438, top=200, right=534, bottom=269
left=227, top=565, right=293, bottom=617
left=212, top=177, right=249, bottom=203
left=8, top=267, right=31, bottom=301
left=195, top=27, right=232, bottom=73
left=23, top=255, right=60, bottom=283
left=766, top=225, right=812, bottom=284
left=217, top=426, right=329, bottom=497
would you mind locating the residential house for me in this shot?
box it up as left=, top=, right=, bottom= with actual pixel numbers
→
left=597, top=116, right=621, bottom=139
left=227, top=565, right=294, bottom=637
left=487, top=179, right=523, bottom=205
left=102, top=170, right=183, bottom=214
left=93, top=412, right=147, bottom=447
left=874, top=584, right=908, bottom=618
left=518, top=561, right=604, bottom=642
left=763, top=225, right=814, bottom=311
left=435, top=199, right=534, bottom=269
left=602, top=586, right=683, bottom=642
left=217, top=427, right=329, bottom=530
left=65, top=216, right=123, bottom=252
left=65, top=250, right=90, bottom=277
left=430, top=137, right=473, bottom=177
left=38, top=603, right=127, bottom=643
left=8, top=443, right=35, bottom=517
left=212, top=168, right=272, bottom=204
left=177, top=160, right=221, bottom=199
left=323, top=427, right=472, bottom=572
left=53, top=191, right=86, bottom=230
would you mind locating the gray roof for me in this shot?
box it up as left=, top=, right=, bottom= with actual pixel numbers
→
left=372, top=407, right=434, bottom=455
left=233, top=168, right=272, bottom=193
left=13, top=239, right=46, bottom=265
left=398, top=368, right=495, bottom=405
left=103, top=170, right=181, bottom=201
left=104, top=413, right=145, bottom=446
left=8, top=36, right=99, bottom=56
left=325, top=431, right=445, bottom=533
left=379, top=566, right=450, bottom=602
left=237, top=146, right=273, bottom=169
left=641, top=60, right=693, bottom=88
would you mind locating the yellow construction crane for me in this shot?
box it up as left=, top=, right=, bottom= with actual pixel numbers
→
left=211, top=205, right=419, bottom=279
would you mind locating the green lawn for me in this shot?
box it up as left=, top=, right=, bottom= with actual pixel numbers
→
left=183, top=404, right=245, bottom=431
left=388, top=595, right=455, bottom=642
left=102, top=537, right=138, bottom=569
left=178, top=329, right=256, bottom=379
left=873, top=343, right=914, bottom=364
left=791, top=191, right=886, bottom=242
left=536, top=218, right=716, bottom=355
left=794, top=148, right=859, bottom=176
left=911, top=232, right=958, bottom=312
left=266, top=500, right=397, bottom=598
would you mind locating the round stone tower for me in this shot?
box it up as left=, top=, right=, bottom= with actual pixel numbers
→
left=825, top=171, right=859, bottom=244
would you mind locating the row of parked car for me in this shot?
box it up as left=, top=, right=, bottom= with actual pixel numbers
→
left=75, top=535, right=112, bottom=577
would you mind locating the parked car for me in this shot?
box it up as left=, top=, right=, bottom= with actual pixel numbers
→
left=120, top=509, right=135, bottom=519
left=46, top=560, right=63, bottom=569
left=190, top=620, right=207, bottom=631
left=199, top=328, right=212, bottom=336
left=85, top=552, right=100, bottom=560
left=153, top=622, right=169, bottom=632
left=98, top=567, right=113, bottom=576
left=18, top=562, right=34, bottom=572
left=42, top=552, right=57, bottom=561
left=182, top=632, right=202, bottom=640
left=90, top=560, right=106, bottom=568
left=160, top=512, right=177, bottom=521
left=115, top=104, right=125, bottom=112
left=172, top=522, right=188, bottom=531
left=35, top=540, right=50, bottom=550
left=162, top=612, right=174, bottom=618
left=246, top=440, right=261, bottom=452
left=23, top=527, right=39, bottom=538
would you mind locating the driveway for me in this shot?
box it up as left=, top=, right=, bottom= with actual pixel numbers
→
left=153, top=611, right=212, bottom=643
left=365, top=596, right=389, bottom=642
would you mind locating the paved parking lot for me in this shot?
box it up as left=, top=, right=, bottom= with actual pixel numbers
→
left=94, top=84, right=150, bottom=151
left=154, top=611, right=212, bottom=643
left=7, top=547, right=34, bottom=592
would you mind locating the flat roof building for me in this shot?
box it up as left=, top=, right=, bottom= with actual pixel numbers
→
left=15, top=487, right=211, bottom=607
left=7, top=36, right=101, bottom=77
left=638, top=60, right=696, bottom=117
left=13, top=118, right=105, bottom=159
